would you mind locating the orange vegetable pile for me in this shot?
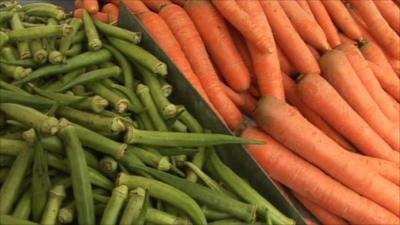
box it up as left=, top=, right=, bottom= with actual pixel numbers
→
left=101, top=0, right=399, bottom=224
left=74, top=0, right=120, bottom=24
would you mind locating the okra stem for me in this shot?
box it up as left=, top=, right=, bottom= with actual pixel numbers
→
left=58, top=201, right=75, bottom=224
left=59, top=18, right=82, bottom=54
left=100, top=185, right=129, bottom=225
left=40, top=185, right=66, bottom=225
left=10, top=13, right=31, bottom=59
left=159, top=78, right=173, bottom=97
left=202, top=206, right=232, bottom=221
left=99, top=156, right=118, bottom=176
left=110, top=83, right=144, bottom=114
left=30, top=38, right=48, bottom=64
left=83, top=9, right=102, bottom=51
left=86, top=81, right=129, bottom=113
left=129, top=146, right=172, bottom=171
left=120, top=188, right=147, bottom=225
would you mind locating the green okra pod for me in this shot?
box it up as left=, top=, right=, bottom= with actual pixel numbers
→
left=86, top=81, right=129, bottom=113
left=82, top=9, right=102, bottom=51
left=21, top=2, right=60, bottom=11
left=129, top=146, right=171, bottom=171
left=0, top=80, right=30, bottom=95
left=117, top=173, right=207, bottom=225
left=44, top=69, right=85, bottom=91
left=110, top=83, right=144, bottom=114
left=0, top=47, right=30, bottom=80
left=0, top=155, right=14, bottom=167
left=120, top=188, right=147, bottom=225
left=0, top=11, right=14, bottom=24
left=64, top=43, right=82, bottom=57
left=99, top=156, right=118, bottom=177
left=71, top=30, right=85, bottom=44
left=177, top=106, right=203, bottom=133
left=30, top=38, right=48, bottom=64
left=93, top=193, right=110, bottom=204
left=0, top=89, right=54, bottom=109
left=109, top=37, right=167, bottom=76
left=40, top=185, right=66, bottom=225
left=59, top=18, right=82, bottom=54
left=0, top=138, right=28, bottom=156
left=10, top=13, right=31, bottom=59
left=137, top=84, right=168, bottom=131
left=25, top=6, right=65, bottom=20
left=0, top=58, right=38, bottom=68
left=7, top=24, right=72, bottom=42
left=159, top=77, right=173, bottom=97
left=12, top=189, right=31, bottom=220
left=58, top=123, right=95, bottom=225
left=103, top=43, right=135, bottom=89
left=0, top=32, right=8, bottom=49
left=58, top=201, right=75, bottom=224
left=100, top=185, right=129, bottom=225
left=202, top=206, right=232, bottom=220
left=146, top=208, right=192, bottom=225
left=171, top=120, right=188, bottom=132
left=0, top=215, right=39, bottom=225
left=94, top=20, right=141, bottom=44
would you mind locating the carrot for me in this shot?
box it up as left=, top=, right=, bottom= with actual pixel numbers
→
left=185, top=0, right=251, bottom=92
left=337, top=43, right=400, bottom=125
left=106, top=0, right=120, bottom=7
left=293, top=193, right=350, bottom=225
left=307, top=45, right=320, bottom=60
left=321, top=0, right=363, bottom=41
left=248, top=84, right=260, bottom=99
left=74, top=9, right=110, bottom=23
left=307, top=0, right=341, bottom=48
left=350, top=0, right=400, bottom=59
left=296, top=73, right=400, bottom=163
left=254, top=96, right=400, bottom=216
left=297, top=0, right=315, bottom=20
left=160, top=2, right=244, bottom=130
left=387, top=56, right=400, bottom=76
left=170, top=0, right=186, bottom=7
left=210, top=0, right=271, bottom=53
left=320, top=50, right=400, bottom=151
left=141, top=0, right=172, bottom=12
left=102, top=3, right=119, bottom=23
left=134, top=7, right=209, bottom=102
left=235, top=0, right=284, bottom=99
left=83, top=0, right=99, bottom=14
left=221, top=82, right=256, bottom=116
left=75, top=0, right=83, bottom=8
left=338, top=33, right=356, bottom=45
left=360, top=42, right=400, bottom=101
left=122, top=0, right=150, bottom=15
left=347, top=6, right=378, bottom=45
left=282, top=72, right=356, bottom=152
left=279, top=0, right=330, bottom=51
left=368, top=61, right=400, bottom=103
left=276, top=47, right=296, bottom=76
left=242, top=126, right=400, bottom=225
left=260, top=0, right=320, bottom=75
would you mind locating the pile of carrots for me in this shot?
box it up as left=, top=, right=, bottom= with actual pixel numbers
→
left=118, top=0, right=400, bottom=224
left=74, top=0, right=120, bottom=24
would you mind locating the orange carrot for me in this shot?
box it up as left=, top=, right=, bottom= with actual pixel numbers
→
left=242, top=126, right=400, bottom=225
left=337, top=43, right=400, bottom=125
left=386, top=56, right=400, bottom=76
left=75, top=0, right=83, bottom=8
left=185, top=0, right=251, bottom=92
left=170, top=0, right=186, bottom=7
left=248, top=84, right=260, bottom=99
left=254, top=96, right=400, bottom=216
left=211, top=0, right=271, bottom=53
left=74, top=9, right=110, bottom=23
left=321, top=0, right=363, bottom=41
left=297, top=73, right=400, bottom=163
left=141, top=0, right=171, bottom=12
left=373, top=0, right=400, bottom=33
left=236, top=0, right=284, bottom=99
left=350, top=0, right=400, bottom=59
left=221, top=82, right=257, bottom=116
left=347, top=6, right=379, bottom=45
left=307, top=0, right=341, bottom=48
left=307, top=45, right=320, bottom=60
left=360, top=42, right=400, bottom=101
left=338, top=33, right=356, bottom=45
left=282, top=72, right=356, bottom=152
left=160, top=2, right=244, bottom=130
left=297, top=0, right=315, bottom=20
left=102, top=3, right=119, bottom=23
left=293, top=193, right=350, bottom=225
left=122, top=0, right=150, bottom=15
left=279, top=0, right=330, bottom=51
left=260, top=0, right=320, bottom=75
left=106, top=0, right=120, bottom=7
left=368, top=61, right=400, bottom=103
left=277, top=47, right=296, bottom=76
left=83, top=0, right=99, bottom=14
left=320, top=50, right=400, bottom=151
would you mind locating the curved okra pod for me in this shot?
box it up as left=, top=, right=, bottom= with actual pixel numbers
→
left=58, top=201, right=75, bottom=224
left=0, top=103, right=59, bottom=135
left=12, top=189, right=31, bottom=220
left=59, top=18, right=83, bottom=54
left=58, top=123, right=95, bottom=225
left=0, top=80, right=30, bottom=95
left=0, top=89, right=54, bottom=109
left=40, top=185, right=66, bottom=225
left=64, top=43, right=82, bottom=57
left=100, top=185, right=128, bottom=225
left=146, top=208, right=192, bottom=225
left=44, top=69, right=85, bottom=91
left=24, top=6, right=65, bottom=20
left=94, top=20, right=141, bottom=44
left=202, top=206, right=232, bottom=221
left=10, top=13, right=31, bottom=59
left=71, top=30, right=85, bottom=44
left=176, top=106, right=203, bottom=133
left=7, top=24, right=72, bottom=42
left=0, top=215, right=39, bottom=225
left=124, top=127, right=265, bottom=147
left=30, top=39, right=48, bottom=64
left=109, top=37, right=167, bottom=76
left=103, top=43, right=135, bottom=89
left=86, top=82, right=129, bottom=113
left=120, top=188, right=147, bottom=225
left=14, top=49, right=112, bottom=85
left=82, top=9, right=102, bottom=51
left=21, top=2, right=61, bottom=11
left=137, top=84, right=168, bottom=131
left=117, top=173, right=207, bottom=225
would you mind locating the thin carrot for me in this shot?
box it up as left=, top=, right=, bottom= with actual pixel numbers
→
left=293, top=193, right=350, bottom=225
left=185, top=0, right=251, bottom=92
left=170, top=0, right=186, bottom=7
left=254, top=96, right=400, bottom=216
left=307, top=0, right=341, bottom=47
left=248, top=84, right=260, bottom=99
left=221, top=82, right=256, bottom=116
left=350, top=0, right=400, bottom=59
left=386, top=56, right=400, bottom=76
left=74, top=9, right=110, bottom=23
left=282, top=72, right=356, bottom=152
left=242, top=126, right=400, bottom=225
left=321, top=0, right=363, bottom=41
left=160, top=2, right=244, bottom=130
left=337, top=43, right=400, bottom=125
left=141, top=0, right=172, bottom=12
left=320, top=50, right=400, bottom=151
left=307, top=45, right=320, bottom=60
left=83, top=0, right=99, bottom=14
left=374, top=0, right=400, bottom=33
left=368, top=61, right=400, bottom=103
left=360, top=42, right=400, bottom=101
left=237, top=0, right=284, bottom=99
left=260, top=0, right=320, bottom=74
left=122, top=0, right=150, bottom=15
left=338, top=33, right=356, bottom=45
left=347, top=6, right=378, bottom=45
left=296, top=73, right=400, bottom=163
left=279, top=0, right=330, bottom=51
left=102, top=3, right=119, bottom=22
left=297, top=0, right=315, bottom=20
left=210, top=0, right=272, bottom=53
left=277, top=47, right=296, bottom=76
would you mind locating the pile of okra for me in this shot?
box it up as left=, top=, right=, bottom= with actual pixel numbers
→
left=0, top=2, right=295, bottom=225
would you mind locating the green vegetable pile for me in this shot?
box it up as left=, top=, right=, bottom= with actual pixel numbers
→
left=0, top=2, right=294, bottom=225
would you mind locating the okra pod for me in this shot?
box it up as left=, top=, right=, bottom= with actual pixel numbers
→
left=58, top=124, right=95, bottom=225
left=124, top=127, right=264, bottom=147
left=137, top=84, right=168, bottom=131
left=109, top=37, right=167, bottom=76
left=58, top=201, right=75, bottom=224
left=0, top=11, right=13, bottom=24
left=129, top=146, right=171, bottom=171
left=0, top=215, right=39, bottom=225
left=100, top=185, right=128, bottom=225
left=44, top=69, right=85, bottom=91
left=21, top=2, right=61, bottom=11
left=0, top=168, right=8, bottom=184
left=94, top=20, right=141, bottom=44
left=64, top=43, right=82, bottom=57
left=25, top=7, right=65, bottom=20
left=86, top=81, right=129, bottom=113
left=120, top=188, right=147, bottom=225
left=0, top=138, right=28, bottom=156
left=0, top=155, right=14, bottom=167
left=12, top=189, right=31, bottom=220
left=177, top=106, right=203, bottom=133
left=146, top=208, right=192, bottom=225
left=0, top=80, right=30, bottom=95
left=202, top=206, right=232, bottom=220
left=103, top=43, right=135, bottom=89
left=171, top=120, right=188, bottom=132
left=0, top=32, right=8, bottom=49
left=99, top=156, right=118, bottom=177
left=0, top=89, right=55, bottom=109
left=0, top=58, right=38, bottom=68
left=59, top=18, right=82, bottom=54
left=10, top=13, right=31, bottom=59
left=186, top=150, right=206, bottom=183
left=40, top=185, right=66, bottom=225
left=93, top=193, right=110, bottom=204
left=0, top=47, right=30, bottom=80
left=71, top=30, right=85, bottom=44
left=117, top=173, right=207, bottom=225
left=82, top=9, right=102, bottom=51
left=110, top=83, right=144, bottom=114
left=159, top=78, right=173, bottom=97
left=7, top=24, right=72, bottom=42
left=30, top=38, right=48, bottom=64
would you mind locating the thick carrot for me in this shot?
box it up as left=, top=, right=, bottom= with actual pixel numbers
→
left=83, top=0, right=99, bottom=14
left=260, top=0, right=320, bottom=74
left=242, top=126, right=400, bottom=225
left=307, top=0, right=341, bottom=48
left=373, top=0, right=400, bottom=34
left=277, top=47, right=296, bottom=76
left=347, top=6, right=378, bottom=45
left=319, top=50, right=400, bottom=151
left=321, top=0, right=363, bottom=41
left=211, top=0, right=271, bottom=53
left=122, top=0, right=150, bottom=15
left=293, top=193, right=350, bottom=225
left=297, top=73, right=400, bottom=163
left=254, top=96, right=400, bottom=216
left=337, top=44, right=400, bottom=125
left=160, top=2, right=244, bottom=130
left=350, top=0, right=400, bottom=59
left=368, top=61, right=400, bottom=103
left=282, top=72, right=356, bottom=152
left=102, top=3, right=119, bottom=21
left=141, top=0, right=172, bottom=12
left=185, top=0, right=251, bottom=92
left=236, top=0, right=284, bottom=99
left=297, top=0, right=315, bottom=20
left=221, top=82, right=256, bottom=116
left=279, top=0, right=330, bottom=51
